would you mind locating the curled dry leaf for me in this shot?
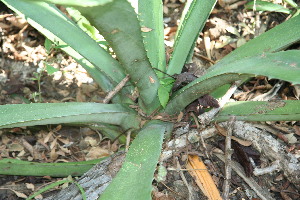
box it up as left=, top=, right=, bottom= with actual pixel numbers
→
left=215, top=123, right=252, bottom=146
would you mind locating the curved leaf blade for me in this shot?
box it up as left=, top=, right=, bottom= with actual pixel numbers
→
left=215, top=101, right=300, bottom=121
left=73, top=0, right=160, bottom=111
left=165, top=50, right=300, bottom=114
left=2, top=0, right=133, bottom=103
left=0, top=158, right=103, bottom=177
left=212, top=14, right=300, bottom=67
left=167, top=0, right=217, bottom=75
left=100, top=120, right=173, bottom=200
left=245, top=1, right=292, bottom=14
left=0, top=103, right=140, bottom=130
left=28, top=0, right=112, bottom=7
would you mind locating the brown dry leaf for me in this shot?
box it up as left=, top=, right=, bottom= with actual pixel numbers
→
left=1, top=135, right=10, bottom=144
left=111, top=140, right=119, bottom=152
left=0, top=22, right=10, bottom=29
left=44, top=131, right=54, bottom=144
left=22, top=138, right=35, bottom=158
left=215, top=123, right=252, bottom=146
left=0, top=14, right=13, bottom=20
left=50, top=148, right=58, bottom=160
left=177, top=111, right=184, bottom=122
left=84, top=136, right=98, bottom=147
left=57, top=137, right=70, bottom=145
left=11, top=189, right=27, bottom=198
left=294, top=125, right=300, bottom=136
left=25, top=183, right=35, bottom=191
left=186, top=155, right=222, bottom=200
left=86, top=146, right=112, bottom=160
left=50, top=137, right=58, bottom=150
left=8, top=143, right=24, bottom=152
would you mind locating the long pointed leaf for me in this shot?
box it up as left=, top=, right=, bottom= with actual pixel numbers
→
left=212, top=14, right=300, bottom=68
left=0, top=158, right=103, bottom=177
left=139, top=0, right=166, bottom=78
left=215, top=100, right=300, bottom=121
left=167, top=0, right=217, bottom=75
left=2, top=0, right=133, bottom=103
left=0, top=103, right=140, bottom=130
left=165, top=50, right=300, bottom=114
left=71, top=0, right=160, bottom=111
left=100, top=120, right=173, bottom=200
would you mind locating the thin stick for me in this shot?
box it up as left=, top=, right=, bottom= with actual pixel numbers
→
left=215, top=153, right=275, bottom=200
left=190, top=112, right=210, bottom=159
left=102, top=75, right=130, bottom=104
left=125, top=129, right=132, bottom=153
left=222, top=116, right=235, bottom=200
left=194, top=52, right=216, bottom=64
left=176, top=158, right=193, bottom=200
left=152, top=68, right=175, bottom=78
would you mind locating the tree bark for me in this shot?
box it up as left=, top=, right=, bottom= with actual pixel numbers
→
left=44, top=152, right=125, bottom=200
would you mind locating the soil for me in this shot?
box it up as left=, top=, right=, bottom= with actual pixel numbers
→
left=0, top=0, right=300, bottom=199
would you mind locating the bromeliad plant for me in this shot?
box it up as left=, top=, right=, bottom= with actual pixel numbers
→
left=1, top=0, right=300, bottom=199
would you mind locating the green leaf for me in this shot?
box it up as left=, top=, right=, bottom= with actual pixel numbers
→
left=100, top=120, right=173, bottom=200
left=245, top=1, right=292, bottom=14
left=2, top=0, right=133, bottom=103
left=69, top=0, right=160, bottom=112
left=164, top=50, right=300, bottom=114
left=207, top=13, right=300, bottom=101
left=284, top=0, right=298, bottom=8
left=0, top=158, right=103, bottom=177
left=158, top=86, right=170, bottom=108
left=27, top=0, right=112, bottom=7
left=158, top=78, right=174, bottom=108
left=212, top=14, right=300, bottom=67
left=66, top=7, right=102, bottom=41
left=139, top=0, right=166, bottom=78
left=215, top=100, right=300, bottom=121
left=45, top=63, right=59, bottom=75
left=167, top=0, right=217, bottom=75
left=0, top=103, right=140, bottom=130
left=89, top=124, right=127, bottom=144
left=27, top=179, right=76, bottom=200
left=44, top=38, right=53, bottom=53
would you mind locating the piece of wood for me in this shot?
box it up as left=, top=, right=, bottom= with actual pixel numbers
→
left=186, top=155, right=222, bottom=200
left=44, top=152, right=125, bottom=200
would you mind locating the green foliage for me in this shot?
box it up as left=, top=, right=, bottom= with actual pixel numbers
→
left=27, top=177, right=86, bottom=200
left=164, top=51, right=300, bottom=114
left=245, top=0, right=292, bottom=14
left=158, top=77, right=175, bottom=108
left=245, top=0, right=300, bottom=17
left=215, top=101, right=300, bottom=122
left=0, top=158, right=103, bottom=177
left=73, top=0, right=160, bottom=113
left=100, top=121, right=173, bottom=200
left=139, top=0, right=166, bottom=78
left=1, top=0, right=300, bottom=199
left=2, top=0, right=132, bottom=103
left=167, top=0, right=217, bottom=75
left=0, top=103, right=140, bottom=130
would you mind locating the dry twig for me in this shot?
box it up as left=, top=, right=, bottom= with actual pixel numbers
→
left=102, top=75, right=130, bottom=104
left=222, top=116, right=235, bottom=200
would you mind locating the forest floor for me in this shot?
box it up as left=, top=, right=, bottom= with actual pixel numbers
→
left=0, top=0, right=300, bottom=199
